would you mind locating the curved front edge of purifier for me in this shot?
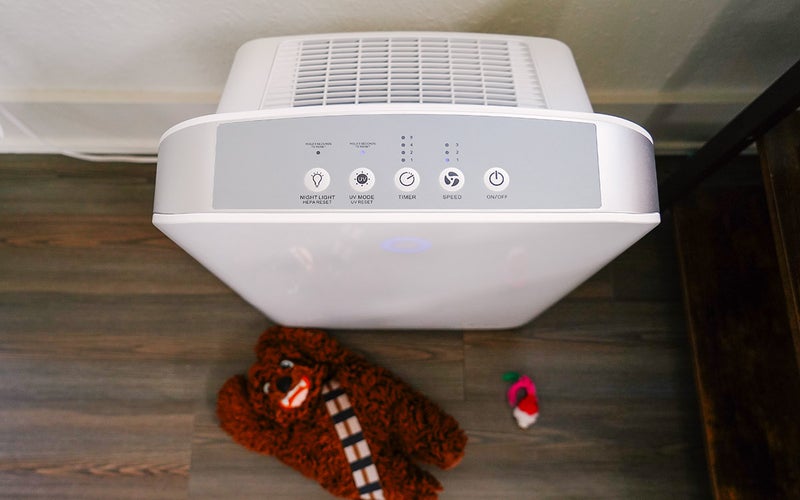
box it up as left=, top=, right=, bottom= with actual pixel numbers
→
left=153, top=212, right=659, bottom=329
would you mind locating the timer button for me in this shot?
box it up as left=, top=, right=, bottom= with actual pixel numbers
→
left=394, top=168, right=420, bottom=192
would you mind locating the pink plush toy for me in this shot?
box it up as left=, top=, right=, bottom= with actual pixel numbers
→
left=504, top=372, right=539, bottom=429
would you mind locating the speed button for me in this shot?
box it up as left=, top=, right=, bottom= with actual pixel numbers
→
left=440, top=168, right=465, bottom=192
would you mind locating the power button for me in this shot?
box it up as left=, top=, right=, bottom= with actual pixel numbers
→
left=484, top=168, right=509, bottom=191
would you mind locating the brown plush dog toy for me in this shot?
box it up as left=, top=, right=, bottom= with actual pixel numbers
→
left=217, top=326, right=467, bottom=499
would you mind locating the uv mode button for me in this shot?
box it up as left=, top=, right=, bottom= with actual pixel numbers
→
left=349, top=168, right=375, bottom=192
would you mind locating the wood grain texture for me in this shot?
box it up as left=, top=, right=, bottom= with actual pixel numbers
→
left=0, top=155, right=707, bottom=499
left=674, top=174, right=800, bottom=498
left=758, top=111, right=800, bottom=365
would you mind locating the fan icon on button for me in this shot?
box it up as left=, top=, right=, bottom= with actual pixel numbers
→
left=439, top=168, right=465, bottom=192
left=444, top=172, right=460, bottom=187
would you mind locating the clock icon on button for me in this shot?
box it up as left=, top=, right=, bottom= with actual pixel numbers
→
left=394, top=168, right=420, bottom=192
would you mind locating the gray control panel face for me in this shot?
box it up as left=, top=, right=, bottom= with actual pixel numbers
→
left=213, top=114, right=599, bottom=210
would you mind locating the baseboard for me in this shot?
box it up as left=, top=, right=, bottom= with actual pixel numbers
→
left=0, top=88, right=755, bottom=156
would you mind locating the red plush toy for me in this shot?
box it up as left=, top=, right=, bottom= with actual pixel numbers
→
left=217, top=326, right=467, bottom=499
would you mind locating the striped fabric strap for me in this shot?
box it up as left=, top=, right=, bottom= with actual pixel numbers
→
left=322, top=380, right=385, bottom=500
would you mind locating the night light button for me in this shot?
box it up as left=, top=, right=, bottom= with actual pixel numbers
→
left=304, top=168, right=331, bottom=192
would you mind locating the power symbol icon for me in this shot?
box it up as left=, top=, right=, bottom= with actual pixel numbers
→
left=484, top=168, right=509, bottom=192
left=489, top=170, right=505, bottom=186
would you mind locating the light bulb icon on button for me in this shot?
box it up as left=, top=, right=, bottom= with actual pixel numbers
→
left=304, top=168, right=330, bottom=192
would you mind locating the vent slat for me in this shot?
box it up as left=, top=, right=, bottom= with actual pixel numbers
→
left=263, top=35, right=546, bottom=109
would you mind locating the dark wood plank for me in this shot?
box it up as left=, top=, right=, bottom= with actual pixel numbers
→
left=442, top=398, right=704, bottom=499
left=0, top=400, right=192, bottom=500
left=0, top=214, right=230, bottom=296
left=0, top=154, right=156, bottom=216
left=454, top=222, right=707, bottom=498
left=333, top=330, right=465, bottom=401
left=758, top=111, right=800, bottom=364
left=0, top=156, right=242, bottom=500
left=458, top=298, right=707, bottom=498
left=464, top=300, right=693, bottom=401
left=674, top=183, right=800, bottom=499
left=610, top=214, right=684, bottom=301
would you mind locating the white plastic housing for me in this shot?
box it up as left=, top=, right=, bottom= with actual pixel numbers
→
left=217, top=32, right=593, bottom=114
left=152, top=32, right=659, bottom=330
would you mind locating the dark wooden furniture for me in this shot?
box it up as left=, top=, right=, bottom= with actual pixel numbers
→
left=667, top=58, right=800, bottom=499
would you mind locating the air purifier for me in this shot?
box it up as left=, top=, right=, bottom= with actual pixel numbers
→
left=153, top=32, right=659, bottom=329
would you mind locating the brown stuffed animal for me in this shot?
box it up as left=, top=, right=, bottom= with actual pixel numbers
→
left=217, top=326, right=467, bottom=499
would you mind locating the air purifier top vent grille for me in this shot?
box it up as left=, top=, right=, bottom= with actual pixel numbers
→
left=260, top=35, right=547, bottom=109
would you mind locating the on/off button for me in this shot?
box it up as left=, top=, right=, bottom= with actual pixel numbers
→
left=484, top=168, right=509, bottom=191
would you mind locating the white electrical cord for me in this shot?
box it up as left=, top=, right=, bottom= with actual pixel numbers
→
left=0, top=104, right=159, bottom=164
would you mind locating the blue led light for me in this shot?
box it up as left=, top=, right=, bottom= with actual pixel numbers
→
left=381, top=237, right=432, bottom=254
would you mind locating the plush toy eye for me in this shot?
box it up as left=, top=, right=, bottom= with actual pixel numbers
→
left=279, top=359, right=294, bottom=369
left=263, top=382, right=270, bottom=394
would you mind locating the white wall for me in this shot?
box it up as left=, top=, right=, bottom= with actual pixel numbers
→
left=1, top=0, right=798, bottom=154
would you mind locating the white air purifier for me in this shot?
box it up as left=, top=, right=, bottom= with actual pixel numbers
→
left=153, top=32, right=659, bottom=329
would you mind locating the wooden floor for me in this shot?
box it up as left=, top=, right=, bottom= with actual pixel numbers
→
left=0, top=155, right=709, bottom=499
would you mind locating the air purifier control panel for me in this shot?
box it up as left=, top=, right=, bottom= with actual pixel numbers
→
left=212, top=114, right=600, bottom=210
